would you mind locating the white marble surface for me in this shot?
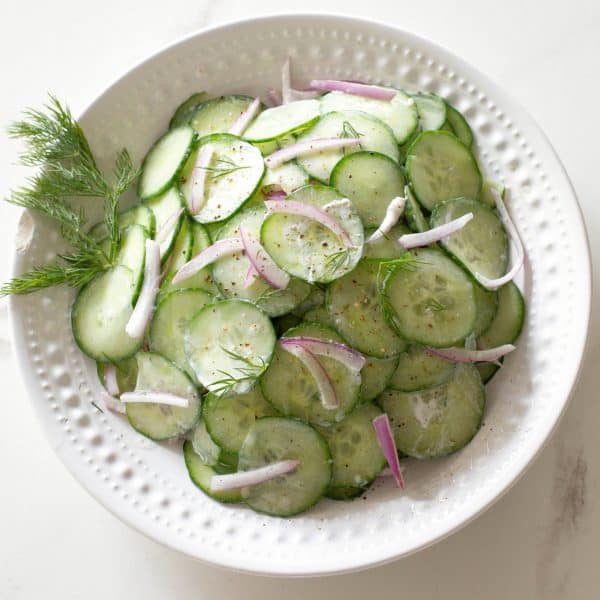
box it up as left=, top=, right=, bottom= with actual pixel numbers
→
left=0, top=1, right=598, bottom=598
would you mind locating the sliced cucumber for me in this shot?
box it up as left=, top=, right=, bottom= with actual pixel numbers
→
left=189, top=94, right=255, bottom=137
left=183, top=440, right=242, bottom=504
left=262, top=161, right=309, bottom=195
left=296, top=110, right=399, bottom=182
left=144, top=187, right=184, bottom=262
left=378, top=364, right=485, bottom=458
left=169, top=92, right=210, bottom=129
left=329, top=151, right=406, bottom=227
left=149, top=288, right=213, bottom=378
left=179, top=133, right=264, bottom=223
left=477, top=362, right=501, bottom=384
left=445, top=103, right=473, bottom=147
left=473, top=286, right=499, bottom=337
left=302, top=305, right=334, bottom=328
left=412, top=93, right=447, bottom=131
left=273, top=313, right=302, bottom=336
left=203, top=386, right=279, bottom=454
left=238, top=417, right=332, bottom=517
left=254, top=139, right=279, bottom=156
left=138, top=126, right=197, bottom=200
left=89, top=204, right=156, bottom=240
left=319, top=403, right=386, bottom=499
left=320, top=89, right=418, bottom=144
left=158, top=218, right=193, bottom=297
left=359, top=355, right=398, bottom=403
left=212, top=206, right=312, bottom=317
left=381, top=248, right=476, bottom=347
left=261, top=323, right=361, bottom=426
left=185, top=299, right=276, bottom=396
left=362, top=224, right=409, bottom=260
left=327, top=259, right=407, bottom=358
left=72, top=266, right=142, bottom=362
left=260, top=184, right=364, bottom=284
left=478, top=282, right=525, bottom=348
left=291, top=285, right=326, bottom=317
left=480, top=179, right=506, bottom=208
left=125, top=352, right=201, bottom=441
left=97, top=356, right=138, bottom=394
left=389, top=345, right=456, bottom=392
left=406, top=131, right=482, bottom=211
left=190, top=420, right=237, bottom=470
left=430, top=197, right=509, bottom=280
left=114, top=224, right=148, bottom=302
left=404, top=185, right=429, bottom=233
left=243, top=99, right=320, bottom=142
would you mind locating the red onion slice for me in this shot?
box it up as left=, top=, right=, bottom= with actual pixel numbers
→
left=242, top=264, right=258, bottom=289
left=309, top=79, right=396, bottom=101
left=103, top=364, right=120, bottom=397
left=210, top=459, right=301, bottom=492
left=228, top=97, right=261, bottom=136
left=125, top=239, right=161, bottom=339
left=239, top=225, right=290, bottom=289
left=155, top=207, right=184, bottom=245
left=367, top=196, right=407, bottom=243
left=426, top=344, right=515, bottom=363
left=189, top=146, right=213, bottom=215
left=280, top=340, right=339, bottom=409
left=263, top=188, right=287, bottom=200
left=399, top=212, right=473, bottom=249
left=282, top=336, right=366, bottom=372
left=266, top=88, right=282, bottom=107
left=475, top=189, right=525, bottom=290
left=172, top=238, right=243, bottom=284
left=120, top=391, right=190, bottom=408
left=264, top=199, right=354, bottom=247
left=372, top=414, right=404, bottom=489
left=264, top=137, right=361, bottom=169
left=99, top=391, right=126, bottom=414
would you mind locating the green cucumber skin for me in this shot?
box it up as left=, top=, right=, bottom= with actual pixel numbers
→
left=169, top=92, right=210, bottom=129
left=444, top=103, right=474, bottom=147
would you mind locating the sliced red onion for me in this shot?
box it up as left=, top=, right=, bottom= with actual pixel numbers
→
left=172, top=238, right=243, bottom=284
left=264, top=137, right=361, bottom=169
left=399, top=212, right=473, bottom=249
left=426, top=344, right=515, bottom=363
left=475, top=189, right=525, bottom=290
left=99, top=391, right=125, bottom=414
left=280, top=340, right=339, bottom=409
left=265, top=88, right=282, bottom=107
left=125, top=239, right=161, bottom=339
left=210, top=459, right=301, bottom=492
left=372, top=414, right=404, bottom=490
left=228, top=97, right=261, bottom=136
left=262, top=188, right=287, bottom=200
left=120, top=391, right=190, bottom=408
left=242, top=264, right=258, bottom=289
left=103, top=364, right=119, bottom=397
left=155, top=207, right=184, bottom=245
left=264, top=199, right=353, bottom=247
left=189, top=146, right=213, bottom=215
left=281, top=57, right=292, bottom=104
left=282, top=336, right=365, bottom=372
left=239, top=225, right=290, bottom=290
left=367, top=196, right=407, bottom=243
left=309, top=79, right=396, bottom=101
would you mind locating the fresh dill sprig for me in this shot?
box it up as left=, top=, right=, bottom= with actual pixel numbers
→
left=340, top=120, right=363, bottom=139
left=377, top=254, right=420, bottom=328
left=324, top=248, right=351, bottom=276
left=424, top=298, right=447, bottom=312
left=1, top=96, right=139, bottom=296
left=197, top=156, right=249, bottom=181
left=210, top=347, right=267, bottom=396
left=91, top=401, right=104, bottom=413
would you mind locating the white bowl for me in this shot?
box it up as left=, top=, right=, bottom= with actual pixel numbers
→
left=10, top=14, right=591, bottom=576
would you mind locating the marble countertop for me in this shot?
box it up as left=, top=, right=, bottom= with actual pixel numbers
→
left=0, top=1, right=598, bottom=598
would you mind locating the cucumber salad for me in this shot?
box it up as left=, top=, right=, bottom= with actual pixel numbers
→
left=4, top=60, right=525, bottom=517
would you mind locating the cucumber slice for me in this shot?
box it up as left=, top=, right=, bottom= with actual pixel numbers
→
left=478, top=282, right=525, bottom=347
left=190, top=420, right=237, bottom=470
left=327, top=259, right=407, bottom=358
left=169, top=92, right=210, bottom=129
left=183, top=440, right=242, bottom=503
left=179, top=133, right=264, bottom=223
left=389, top=345, right=456, bottom=392
left=89, top=204, right=156, bottom=240
left=114, top=224, right=148, bottom=302
left=359, top=355, right=398, bottom=403
left=149, top=288, right=213, bottom=378
left=319, top=403, right=386, bottom=499
left=398, top=129, right=420, bottom=165
left=243, top=99, right=320, bottom=142
left=302, top=305, right=334, bottom=328
left=185, top=299, right=276, bottom=396
left=404, top=185, right=429, bottom=233
left=319, top=89, right=418, bottom=144
left=262, top=161, right=309, bottom=194
left=406, top=131, right=482, bottom=211
left=477, top=362, right=501, bottom=384
left=473, top=286, right=499, bottom=337
left=238, top=417, right=332, bottom=517
left=329, top=151, right=406, bottom=227
left=254, top=139, right=279, bottom=156
left=203, top=386, right=279, bottom=454
left=144, top=187, right=184, bottom=262
left=72, top=266, right=142, bottom=362
left=96, top=356, right=138, bottom=394
left=158, top=217, right=193, bottom=297
left=125, top=352, right=201, bottom=441
left=189, top=94, right=255, bottom=137
left=412, top=93, right=447, bottom=131
left=296, top=111, right=399, bottom=182
left=362, top=224, right=409, bottom=260
left=430, top=197, right=509, bottom=280
left=273, top=313, right=302, bottom=336
left=378, top=364, right=485, bottom=458
left=260, top=184, right=364, bottom=284
left=291, top=284, right=326, bottom=317
left=261, top=323, right=361, bottom=426
left=445, top=103, right=473, bottom=147
left=480, top=179, right=506, bottom=208
left=138, top=126, right=197, bottom=200
left=381, top=248, right=477, bottom=347
left=212, top=206, right=312, bottom=317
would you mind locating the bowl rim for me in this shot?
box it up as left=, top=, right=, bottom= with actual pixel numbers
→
left=8, top=12, right=592, bottom=576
